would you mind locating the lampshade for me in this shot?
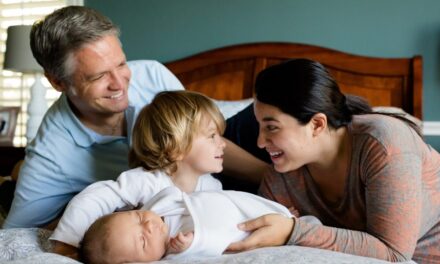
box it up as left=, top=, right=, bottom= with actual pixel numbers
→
left=3, top=25, right=47, bottom=143
left=3, top=25, right=43, bottom=73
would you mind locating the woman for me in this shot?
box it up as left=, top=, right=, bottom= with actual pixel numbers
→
left=228, top=59, right=440, bottom=263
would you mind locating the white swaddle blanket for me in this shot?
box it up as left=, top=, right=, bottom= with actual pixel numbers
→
left=141, top=186, right=293, bottom=260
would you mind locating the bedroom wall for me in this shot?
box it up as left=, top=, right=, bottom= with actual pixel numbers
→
left=85, top=0, right=440, bottom=150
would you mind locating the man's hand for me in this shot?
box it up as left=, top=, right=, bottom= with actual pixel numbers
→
left=52, top=240, right=79, bottom=260
left=227, top=214, right=295, bottom=252
left=223, top=138, right=268, bottom=185
left=42, top=217, right=60, bottom=230
left=167, top=232, right=194, bottom=254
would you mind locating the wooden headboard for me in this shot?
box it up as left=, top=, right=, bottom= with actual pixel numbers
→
left=165, top=42, right=423, bottom=119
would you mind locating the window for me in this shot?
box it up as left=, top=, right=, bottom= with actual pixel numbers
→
left=0, top=0, right=82, bottom=146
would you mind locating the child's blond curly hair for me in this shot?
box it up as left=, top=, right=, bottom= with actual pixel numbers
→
left=129, top=90, right=225, bottom=174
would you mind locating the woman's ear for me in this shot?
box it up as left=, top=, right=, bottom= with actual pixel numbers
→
left=45, top=72, right=67, bottom=92
left=310, top=113, right=327, bottom=137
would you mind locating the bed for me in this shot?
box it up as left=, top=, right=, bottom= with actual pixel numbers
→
left=0, top=42, right=422, bottom=264
left=165, top=42, right=422, bottom=119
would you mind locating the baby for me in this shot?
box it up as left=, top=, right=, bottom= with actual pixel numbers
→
left=81, top=209, right=175, bottom=263
left=80, top=186, right=302, bottom=263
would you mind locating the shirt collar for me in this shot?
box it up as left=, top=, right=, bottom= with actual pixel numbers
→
left=59, top=93, right=132, bottom=147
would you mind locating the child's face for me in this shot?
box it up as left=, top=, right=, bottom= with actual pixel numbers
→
left=181, top=116, right=226, bottom=175
left=106, top=210, right=169, bottom=262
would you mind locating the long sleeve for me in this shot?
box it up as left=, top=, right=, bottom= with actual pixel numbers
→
left=50, top=168, right=167, bottom=247
left=259, top=115, right=438, bottom=262
left=286, top=152, right=421, bottom=261
left=51, top=170, right=222, bottom=247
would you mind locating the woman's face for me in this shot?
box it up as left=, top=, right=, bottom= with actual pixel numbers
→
left=254, top=100, right=315, bottom=173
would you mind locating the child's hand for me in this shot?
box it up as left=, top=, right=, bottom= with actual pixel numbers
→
left=167, top=232, right=194, bottom=254
left=288, top=206, right=300, bottom=217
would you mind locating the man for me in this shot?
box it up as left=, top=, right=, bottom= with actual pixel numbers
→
left=3, top=6, right=265, bottom=231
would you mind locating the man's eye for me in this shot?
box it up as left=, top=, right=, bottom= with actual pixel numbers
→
left=90, top=74, right=104, bottom=82
left=119, top=61, right=127, bottom=68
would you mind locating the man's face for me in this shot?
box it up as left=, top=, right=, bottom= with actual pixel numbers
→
left=64, top=34, right=131, bottom=120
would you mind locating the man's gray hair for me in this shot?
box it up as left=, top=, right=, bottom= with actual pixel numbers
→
left=30, top=6, right=120, bottom=85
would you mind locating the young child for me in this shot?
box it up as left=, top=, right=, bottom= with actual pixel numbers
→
left=50, top=90, right=225, bottom=249
left=80, top=186, right=299, bottom=263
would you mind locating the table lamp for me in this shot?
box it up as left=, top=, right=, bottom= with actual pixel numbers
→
left=3, top=25, right=47, bottom=143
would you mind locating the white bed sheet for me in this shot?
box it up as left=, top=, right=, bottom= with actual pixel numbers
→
left=0, top=227, right=416, bottom=264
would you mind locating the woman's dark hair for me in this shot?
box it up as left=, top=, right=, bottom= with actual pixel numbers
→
left=255, top=59, right=421, bottom=136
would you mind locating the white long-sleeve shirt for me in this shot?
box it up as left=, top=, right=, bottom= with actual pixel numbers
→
left=50, top=167, right=222, bottom=247
left=146, top=186, right=293, bottom=259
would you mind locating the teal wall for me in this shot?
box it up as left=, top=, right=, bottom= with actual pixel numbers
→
left=85, top=0, right=440, bottom=148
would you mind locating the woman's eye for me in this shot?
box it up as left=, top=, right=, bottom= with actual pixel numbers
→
left=266, top=125, right=278, bottom=131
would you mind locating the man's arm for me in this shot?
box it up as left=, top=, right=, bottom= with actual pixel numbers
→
left=222, top=138, right=268, bottom=185
left=3, top=154, right=72, bottom=228
left=52, top=241, right=79, bottom=260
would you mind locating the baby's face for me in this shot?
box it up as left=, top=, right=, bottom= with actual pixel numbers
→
left=106, top=210, right=169, bottom=262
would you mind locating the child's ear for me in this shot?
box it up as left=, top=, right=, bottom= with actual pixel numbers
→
left=310, top=113, right=327, bottom=137
left=173, top=152, right=185, bottom=161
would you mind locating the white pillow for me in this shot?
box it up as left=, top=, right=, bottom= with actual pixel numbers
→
left=214, top=98, right=254, bottom=119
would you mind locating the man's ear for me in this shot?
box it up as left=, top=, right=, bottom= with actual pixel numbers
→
left=310, top=113, right=327, bottom=137
left=45, top=72, right=67, bottom=92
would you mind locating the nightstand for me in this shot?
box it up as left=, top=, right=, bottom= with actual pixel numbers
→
left=0, top=146, right=25, bottom=176
left=0, top=146, right=24, bottom=214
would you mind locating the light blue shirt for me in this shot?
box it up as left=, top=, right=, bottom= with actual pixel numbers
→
left=3, top=60, right=184, bottom=228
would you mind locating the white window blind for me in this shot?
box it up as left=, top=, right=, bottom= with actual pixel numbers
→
left=0, top=0, right=79, bottom=146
